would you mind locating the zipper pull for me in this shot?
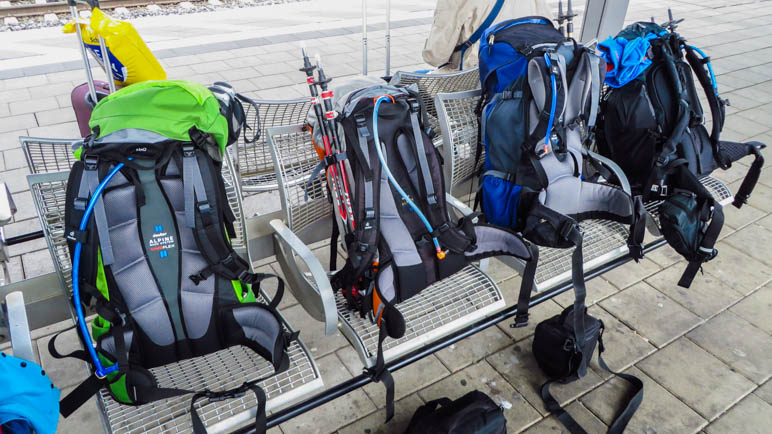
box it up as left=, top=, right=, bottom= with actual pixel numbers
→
left=488, top=34, right=495, bottom=56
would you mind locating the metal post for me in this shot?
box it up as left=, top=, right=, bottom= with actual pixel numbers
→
left=579, top=0, right=631, bottom=43
left=362, top=0, right=368, bottom=75
left=98, top=36, right=116, bottom=93
left=385, top=0, right=391, bottom=76
left=71, top=4, right=98, bottom=104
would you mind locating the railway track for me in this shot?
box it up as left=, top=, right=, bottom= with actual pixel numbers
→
left=1, top=0, right=206, bottom=19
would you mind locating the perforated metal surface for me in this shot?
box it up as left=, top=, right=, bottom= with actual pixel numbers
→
left=392, top=69, right=480, bottom=146
left=268, top=125, right=332, bottom=234
left=98, top=322, right=321, bottom=434
left=221, top=154, right=247, bottom=253
left=436, top=90, right=484, bottom=192
left=336, top=265, right=504, bottom=367
left=233, top=98, right=312, bottom=194
left=28, top=175, right=73, bottom=294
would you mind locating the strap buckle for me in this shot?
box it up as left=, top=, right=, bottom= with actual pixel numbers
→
left=511, top=313, right=529, bottom=328
left=182, top=145, right=195, bottom=158
left=558, top=220, right=579, bottom=240
left=84, top=156, right=99, bottom=171
left=205, top=388, right=247, bottom=403
left=355, top=115, right=370, bottom=137
left=407, top=98, right=420, bottom=113
left=197, top=200, right=212, bottom=215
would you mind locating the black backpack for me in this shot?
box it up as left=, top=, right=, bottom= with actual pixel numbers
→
left=596, top=19, right=765, bottom=287
left=331, top=84, right=538, bottom=420
left=404, top=391, right=506, bottom=434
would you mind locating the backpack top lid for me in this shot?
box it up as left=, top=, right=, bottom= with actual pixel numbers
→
left=88, top=80, right=230, bottom=154
left=478, top=16, right=563, bottom=96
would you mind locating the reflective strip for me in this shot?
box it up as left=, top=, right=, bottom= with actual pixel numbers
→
left=408, top=110, right=437, bottom=205
left=86, top=168, right=115, bottom=266
left=183, top=148, right=209, bottom=228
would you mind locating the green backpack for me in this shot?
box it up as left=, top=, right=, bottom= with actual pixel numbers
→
left=53, top=80, right=288, bottom=433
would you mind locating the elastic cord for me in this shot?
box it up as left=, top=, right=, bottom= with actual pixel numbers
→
left=73, top=162, right=125, bottom=378
left=372, top=96, right=443, bottom=256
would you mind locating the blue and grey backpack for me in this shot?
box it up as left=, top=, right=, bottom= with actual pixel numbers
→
left=476, top=17, right=646, bottom=317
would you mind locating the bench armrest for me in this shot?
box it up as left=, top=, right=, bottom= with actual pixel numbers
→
left=5, top=291, right=36, bottom=362
left=270, top=219, right=338, bottom=336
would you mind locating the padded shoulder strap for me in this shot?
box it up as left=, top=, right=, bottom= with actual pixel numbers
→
left=682, top=45, right=724, bottom=151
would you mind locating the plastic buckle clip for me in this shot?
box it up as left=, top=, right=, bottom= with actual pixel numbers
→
left=559, top=220, right=578, bottom=240
left=84, top=156, right=99, bottom=171
left=182, top=145, right=195, bottom=158
left=511, top=313, right=529, bottom=328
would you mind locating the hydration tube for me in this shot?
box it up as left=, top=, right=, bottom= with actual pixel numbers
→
left=543, top=53, right=558, bottom=150
left=72, top=162, right=125, bottom=378
left=687, top=45, right=718, bottom=96
left=372, top=96, right=445, bottom=260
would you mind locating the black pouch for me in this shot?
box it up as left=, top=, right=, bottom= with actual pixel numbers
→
left=533, top=305, right=643, bottom=434
left=404, top=390, right=506, bottom=434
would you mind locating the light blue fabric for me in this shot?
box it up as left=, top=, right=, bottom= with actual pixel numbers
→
left=599, top=33, right=659, bottom=88
left=0, top=353, right=60, bottom=434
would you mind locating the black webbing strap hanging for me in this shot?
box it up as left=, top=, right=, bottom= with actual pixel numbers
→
left=541, top=323, right=644, bottom=434
left=732, top=142, right=765, bottom=209
left=677, top=200, right=723, bottom=288
left=513, top=244, right=539, bottom=328
left=191, top=382, right=268, bottom=434
left=368, top=322, right=396, bottom=423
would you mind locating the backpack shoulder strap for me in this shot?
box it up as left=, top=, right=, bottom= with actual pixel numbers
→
left=453, top=0, right=505, bottom=70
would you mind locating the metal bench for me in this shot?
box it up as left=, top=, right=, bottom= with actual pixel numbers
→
left=266, top=123, right=506, bottom=368
left=434, top=90, right=735, bottom=293
left=23, top=141, right=323, bottom=433
left=391, top=68, right=480, bottom=147
left=229, top=98, right=313, bottom=196
left=21, top=136, right=250, bottom=258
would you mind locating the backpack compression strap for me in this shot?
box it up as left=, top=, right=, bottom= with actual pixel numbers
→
left=73, top=156, right=116, bottom=266
left=652, top=36, right=691, bottom=168
left=681, top=44, right=726, bottom=163
left=678, top=198, right=723, bottom=288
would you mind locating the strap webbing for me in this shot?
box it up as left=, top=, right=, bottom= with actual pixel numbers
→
left=408, top=107, right=437, bottom=205
left=732, top=142, right=764, bottom=209
left=183, top=146, right=209, bottom=229
left=540, top=323, right=643, bottom=434
left=84, top=164, right=115, bottom=266
left=678, top=201, right=723, bottom=288
left=191, top=383, right=267, bottom=434
left=513, top=244, right=539, bottom=327
left=453, top=0, right=504, bottom=70
left=370, top=323, right=395, bottom=423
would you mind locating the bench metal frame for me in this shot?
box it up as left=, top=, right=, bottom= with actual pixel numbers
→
left=266, top=123, right=507, bottom=368
left=20, top=138, right=323, bottom=434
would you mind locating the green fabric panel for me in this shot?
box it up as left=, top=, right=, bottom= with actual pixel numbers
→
left=88, top=80, right=229, bottom=153
left=91, top=315, right=110, bottom=341
left=92, top=318, right=132, bottom=404
left=96, top=248, right=109, bottom=301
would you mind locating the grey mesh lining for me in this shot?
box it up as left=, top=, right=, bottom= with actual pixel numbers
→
left=99, top=329, right=134, bottom=362
left=395, top=133, right=421, bottom=193
left=378, top=150, right=422, bottom=268
left=104, top=184, right=175, bottom=347
left=93, top=128, right=174, bottom=146
left=538, top=175, right=633, bottom=217
left=232, top=306, right=281, bottom=359
left=376, top=263, right=397, bottom=303
left=465, top=226, right=532, bottom=259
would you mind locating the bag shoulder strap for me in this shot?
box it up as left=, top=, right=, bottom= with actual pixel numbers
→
left=453, top=0, right=505, bottom=70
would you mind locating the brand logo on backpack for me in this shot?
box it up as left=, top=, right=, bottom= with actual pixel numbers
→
left=148, top=225, right=175, bottom=258
left=134, top=147, right=148, bottom=153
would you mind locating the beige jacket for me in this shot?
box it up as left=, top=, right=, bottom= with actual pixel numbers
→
left=423, top=0, right=553, bottom=72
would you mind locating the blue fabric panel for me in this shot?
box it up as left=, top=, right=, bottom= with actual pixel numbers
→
left=0, top=354, right=60, bottom=434
left=481, top=175, right=522, bottom=227
left=599, top=33, right=659, bottom=88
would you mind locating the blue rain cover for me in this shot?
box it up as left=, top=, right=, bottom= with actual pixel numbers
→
left=599, top=33, right=659, bottom=88
left=0, top=353, right=60, bottom=434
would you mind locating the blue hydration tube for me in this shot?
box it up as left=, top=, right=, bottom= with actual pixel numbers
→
left=543, top=53, right=558, bottom=150
left=688, top=45, right=718, bottom=96
left=72, top=162, right=125, bottom=378
left=372, top=96, right=445, bottom=260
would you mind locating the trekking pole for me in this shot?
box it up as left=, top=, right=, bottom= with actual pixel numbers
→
left=299, top=47, right=351, bottom=226
left=362, top=0, right=368, bottom=75
left=385, top=0, right=391, bottom=76
left=557, top=1, right=565, bottom=36
left=315, top=54, right=356, bottom=231
left=566, top=0, right=576, bottom=39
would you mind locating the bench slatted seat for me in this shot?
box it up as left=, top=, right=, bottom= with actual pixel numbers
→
left=24, top=139, right=322, bottom=433
left=231, top=98, right=313, bottom=195
left=434, top=91, right=735, bottom=292
left=391, top=68, right=480, bottom=148
left=266, top=124, right=505, bottom=367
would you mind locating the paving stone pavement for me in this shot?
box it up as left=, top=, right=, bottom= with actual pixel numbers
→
left=1, top=0, right=772, bottom=433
